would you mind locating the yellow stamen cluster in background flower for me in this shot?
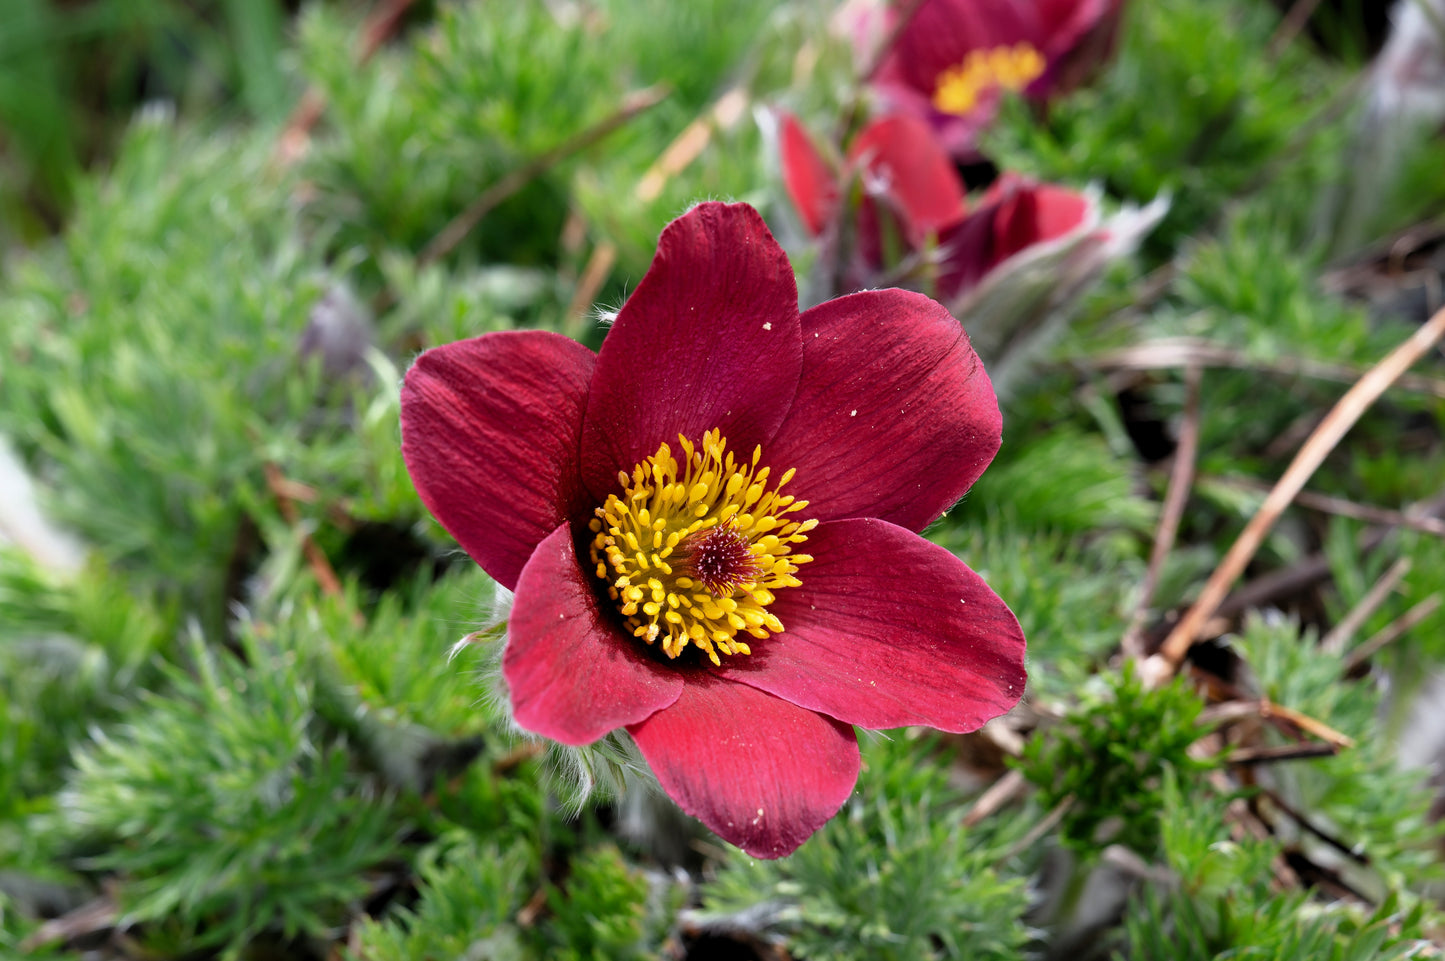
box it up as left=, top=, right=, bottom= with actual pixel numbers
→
left=931, top=42, right=1046, bottom=116
left=588, top=429, right=816, bottom=666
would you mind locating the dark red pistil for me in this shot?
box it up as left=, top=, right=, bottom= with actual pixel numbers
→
left=683, top=524, right=761, bottom=596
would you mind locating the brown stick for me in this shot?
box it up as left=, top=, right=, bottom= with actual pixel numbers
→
left=1124, top=363, right=1202, bottom=658
left=1342, top=594, right=1444, bottom=675
left=1091, top=337, right=1445, bottom=400
left=1267, top=0, right=1326, bottom=58
left=634, top=86, right=749, bottom=204
left=419, top=86, right=668, bottom=267
left=962, top=768, right=1027, bottom=827
left=1228, top=742, right=1341, bottom=765
left=1198, top=691, right=1356, bottom=749
left=1258, top=787, right=1370, bottom=864
left=357, top=0, right=418, bottom=61
left=1207, top=476, right=1445, bottom=538
left=1146, top=306, right=1445, bottom=685
left=995, top=795, right=1075, bottom=864
left=274, top=0, right=419, bottom=166
left=264, top=462, right=345, bottom=600
left=1258, top=698, right=1356, bottom=749
left=1319, top=557, right=1411, bottom=654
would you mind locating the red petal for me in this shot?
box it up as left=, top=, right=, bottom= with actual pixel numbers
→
left=580, top=202, right=803, bottom=501
left=401, top=331, right=594, bottom=591
left=505, top=525, right=683, bottom=746
left=779, top=112, right=840, bottom=237
left=988, top=175, right=1090, bottom=268
left=935, top=207, right=996, bottom=300
left=1041, top=0, right=1126, bottom=96
left=847, top=115, right=966, bottom=242
left=937, top=176, right=1091, bottom=300
left=628, top=676, right=859, bottom=858
left=718, top=518, right=1026, bottom=732
left=763, top=288, right=1000, bottom=531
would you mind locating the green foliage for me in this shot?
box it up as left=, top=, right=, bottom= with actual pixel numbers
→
left=1119, top=772, right=1434, bottom=960
left=0, top=550, right=172, bottom=801
left=539, top=844, right=666, bottom=961
left=350, top=835, right=673, bottom=961
left=0, top=114, right=321, bottom=617
left=346, top=832, right=535, bottom=961
left=299, top=2, right=602, bottom=278
left=0, top=0, right=291, bottom=239
left=1019, top=665, right=1214, bottom=856
left=986, top=0, right=1342, bottom=258
left=936, top=519, right=1138, bottom=701
left=37, top=626, right=405, bottom=955
left=3, top=0, right=1445, bottom=957
left=307, top=567, right=501, bottom=741
left=1232, top=614, right=1442, bottom=885
left=702, top=732, right=1032, bottom=961
left=961, top=427, right=1157, bottom=539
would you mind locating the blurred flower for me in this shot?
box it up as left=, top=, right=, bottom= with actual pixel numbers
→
left=951, top=185, right=1167, bottom=396
left=864, top=0, right=1127, bottom=157
left=780, top=110, right=964, bottom=251
left=776, top=111, right=1166, bottom=394
left=934, top=172, right=1092, bottom=300
left=778, top=112, right=1091, bottom=302
left=401, top=202, right=1026, bottom=858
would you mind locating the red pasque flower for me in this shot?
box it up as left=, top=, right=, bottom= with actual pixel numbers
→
left=934, top=171, right=1092, bottom=301
left=780, top=110, right=965, bottom=263
left=867, top=0, right=1127, bottom=157
left=779, top=113, right=1091, bottom=305
left=400, top=202, right=1026, bottom=858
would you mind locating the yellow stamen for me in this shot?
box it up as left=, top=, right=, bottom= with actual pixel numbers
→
left=589, top=429, right=815, bottom=666
left=931, top=42, right=1046, bottom=117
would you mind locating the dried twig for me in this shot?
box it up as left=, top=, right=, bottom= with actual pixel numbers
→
left=995, top=795, right=1075, bottom=865
left=860, top=0, right=928, bottom=82
left=274, top=0, right=419, bottom=166
left=1197, top=692, right=1356, bottom=750
left=1228, top=742, right=1341, bottom=765
left=1258, top=787, right=1370, bottom=864
left=19, top=896, right=118, bottom=953
left=419, top=86, right=668, bottom=267
left=634, top=86, right=749, bottom=203
left=1256, top=698, right=1356, bottom=749
left=962, top=768, right=1027, bottom=827
left=264, top=462, right=345, bottom=601
left=1342, top=594, right=1444, bottom=675
left=1267, top=0, right=1326, bottom=58
left=1124, top=363, right=1202, bottom=658
left=1320, top=557, right=1412, bottom=654
left=1091, top=337, right=1445, bottom=400
left=1145, top=306, right=1445, bottom=685
left=493, top=741, right=546, bottom=775
left=1208, top=476, right=1445, bottom=538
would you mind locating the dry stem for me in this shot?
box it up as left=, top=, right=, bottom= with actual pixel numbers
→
left=1145, top=306, right=1445, bottom=685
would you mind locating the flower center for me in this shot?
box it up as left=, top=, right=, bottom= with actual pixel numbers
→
left=931, top=42, right=1046, bottom=117
left=587, top=429, right=816, bottom=666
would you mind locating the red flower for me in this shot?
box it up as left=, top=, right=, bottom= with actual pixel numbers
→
left=934, top=172, right=1093, bottom=301
left=780, top=111, right=965, bottom=253
left=401, top=202, right=1026, bottom=858
left=779, top=113, right=1091, bottom=305
left=867, top=0, right=1127, bottom=157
